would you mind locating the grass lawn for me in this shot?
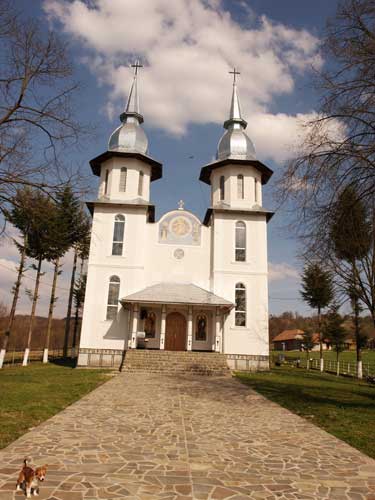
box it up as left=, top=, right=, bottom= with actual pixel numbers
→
left=237, top=367, right=375, bottom=459
left=271, top=349, right=375, bottom=364
left=0, top=362, right=111, bottom=449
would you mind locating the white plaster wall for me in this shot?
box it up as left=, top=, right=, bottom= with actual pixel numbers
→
left=98, top=157, right=151, bottom=201
left=211, top=165, right=262, bottom=208
left=211, top=211, right=269, bottom=356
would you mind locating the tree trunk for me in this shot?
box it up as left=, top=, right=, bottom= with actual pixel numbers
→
left=351, top=262, right=363, bottom=379
left=23, top=256, right=43, bottom=366
left=63, top=248, right=77, bottom=357
left=336, top=350, right=340, bottom=376
left=71, top=257, right=84, bottom=357
left=318, top=306, right=324, bottom=372
left=0, top=241, right=27, bottom=369
left=43, top=258, right=60, bottom=363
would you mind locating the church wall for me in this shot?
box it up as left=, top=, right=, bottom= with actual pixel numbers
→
left=211, top=212, right=269, bottom=356
left=98, top=157, right=151, bottom=201
left=211, top=165, right=262, bottom=208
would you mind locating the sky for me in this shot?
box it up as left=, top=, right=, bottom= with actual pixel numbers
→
left=0, top=0, right=340, bottom=319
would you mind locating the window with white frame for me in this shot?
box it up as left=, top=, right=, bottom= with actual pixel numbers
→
left=237, top=174, right=244, bottom=199
left=138, top=170, right=144, bottom=196
left=235, top=283, right=246, bottom=326
left=219, top=175, right=225, bottom=201
left=106, top=275, right=120, bottom=320
left=119, top=167, right=127, bottom=192
left=235, top=221, right=246, bottom=262
left=112, top=214, right=125, bottom=255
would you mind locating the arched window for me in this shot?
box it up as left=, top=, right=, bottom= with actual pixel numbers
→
left=119, top=167, right=127, bottom=192
left=235, top=221, right=246, bottom=261
left=106, top=275, right=120, bottom=320
left=104, top=169, right=109, bottom=195
left=254, top=178, right=258, bottom=203
left=196, top=314, right=207, bottom=341
left=144, top=311, right=156, bottom=338
left=138, top=170, right=144, bottom=196
left=219, top=175, right=225, bottom=201
left=235, top=283, right=246, bottom=326
left=112, top=214, right=125, bottom=256
left=237, top=174, right=244, bottom=199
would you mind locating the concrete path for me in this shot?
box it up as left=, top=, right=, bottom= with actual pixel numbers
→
left=0, top=373, right=374, bottom=500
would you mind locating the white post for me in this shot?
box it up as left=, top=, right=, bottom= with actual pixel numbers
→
left=320, top=357, right=324, bottom=372
left=215, top=307, right=222, bottom=353
left=357, top=360, right=363, bottom=379
left=0, top=349, right=6, bottom=369
left=160, top=305, right=166, bottom=350
left=131, top=303, right=139, bottom=349
left=187, top=306, right=193, bottom=351
left=43, top=348, right=48, bottom=363
left=22, top=348, right=30, bottom=366
left=337, top=360, right=340, bottom=376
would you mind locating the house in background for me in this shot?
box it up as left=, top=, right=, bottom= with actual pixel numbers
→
left=273, top=329, right=332, bottom=351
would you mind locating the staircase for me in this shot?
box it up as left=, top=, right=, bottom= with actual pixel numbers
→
left=121, top=350, right=230, bottom=376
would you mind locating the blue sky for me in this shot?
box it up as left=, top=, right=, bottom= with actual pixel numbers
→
left=0, top=0, right=340, bottom=318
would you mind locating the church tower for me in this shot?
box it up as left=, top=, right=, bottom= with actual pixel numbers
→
left=200, top=69, right=273, bottom=356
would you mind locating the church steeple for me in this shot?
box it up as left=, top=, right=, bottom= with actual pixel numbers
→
left=216, top=68, right=256, bottom=161
left=108, top=60, right=148, bottom=154
left=120, top=60, right=144, bottom=125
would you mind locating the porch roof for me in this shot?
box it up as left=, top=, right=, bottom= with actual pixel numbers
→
left=121, top=283, right=234, bottom=308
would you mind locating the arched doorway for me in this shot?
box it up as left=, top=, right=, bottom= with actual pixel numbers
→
left=165, top=312, right=187, bottom=351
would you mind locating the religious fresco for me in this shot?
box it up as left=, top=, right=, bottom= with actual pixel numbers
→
left=159, top=210, right=201, bottom=246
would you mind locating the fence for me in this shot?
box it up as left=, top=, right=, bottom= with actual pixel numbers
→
left=272, top=353, right=375, bottom=379
left=2, top=348, right=77, bottom=366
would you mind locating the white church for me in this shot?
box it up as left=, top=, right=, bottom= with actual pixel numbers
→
left=78, top=64, right=274, bottom=371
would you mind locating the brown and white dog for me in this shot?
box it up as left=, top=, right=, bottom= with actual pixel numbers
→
left=16, top=459, right=47, bottom=498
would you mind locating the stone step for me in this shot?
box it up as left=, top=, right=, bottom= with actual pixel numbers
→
left=121, top=350, right=230, bottom=376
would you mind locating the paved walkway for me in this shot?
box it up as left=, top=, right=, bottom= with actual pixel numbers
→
left=0, top=373, right=374, bottom=500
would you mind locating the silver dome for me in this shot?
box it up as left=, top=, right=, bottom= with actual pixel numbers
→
left=109, top=117, right=148, bottom=154
left=108, top=61, right=149, bottom=155
left=216, top=79, right=256, bottom=161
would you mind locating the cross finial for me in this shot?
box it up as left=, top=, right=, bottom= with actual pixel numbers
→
left=229, top=67, right=240, bottom=84
left=178, top=200, right=185, bottom=210
left=131, top=60, right=143, bottom=76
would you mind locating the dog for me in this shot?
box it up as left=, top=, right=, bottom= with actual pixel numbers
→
left=16, top=459, right=47, bottom=498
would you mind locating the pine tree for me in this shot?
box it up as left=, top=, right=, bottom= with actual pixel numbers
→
left=330, top=186, right=371, bottom=378
left=323, top=303, right=346, bottom=376
left=300, top=263, right=334, bottom=371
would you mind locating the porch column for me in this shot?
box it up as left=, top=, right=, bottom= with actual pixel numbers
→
left=215, top=307, right=222, bottom=353
left=131, top=303, right=139, bottom=348
left=187, top=306, right=193, bottom=351
left=125, top=303, right=133, bottom=350
left=160, top=305, right=166, bottom=350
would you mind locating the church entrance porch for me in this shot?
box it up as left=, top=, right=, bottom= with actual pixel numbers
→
left=165, top=312, right=187, bottom=351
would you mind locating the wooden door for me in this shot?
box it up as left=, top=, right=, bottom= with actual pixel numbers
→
left=165, top=312, right=187, bottom=351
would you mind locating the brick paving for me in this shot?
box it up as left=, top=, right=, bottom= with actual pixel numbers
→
left=0, top=373, right=374, bottom=499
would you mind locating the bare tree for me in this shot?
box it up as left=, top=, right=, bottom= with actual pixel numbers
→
left=0, top=0, right=85, bottom=218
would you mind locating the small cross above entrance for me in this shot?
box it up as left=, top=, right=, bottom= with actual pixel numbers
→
left=178, top=200, right=185, bottom=210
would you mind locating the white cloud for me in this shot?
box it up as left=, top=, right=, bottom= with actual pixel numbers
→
left=268, top=262, right=299, bottom=282
left=44, top=0, right=323, bottom=158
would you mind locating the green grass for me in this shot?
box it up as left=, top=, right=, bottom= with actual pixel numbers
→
left=272, top=349, right=375, bottom=364
left=0, top=362, right=111, bottom=449
left=237, top=367, right=375, bottom=459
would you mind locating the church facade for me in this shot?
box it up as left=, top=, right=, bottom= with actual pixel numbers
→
left=78, top=65, right=274, bottom=371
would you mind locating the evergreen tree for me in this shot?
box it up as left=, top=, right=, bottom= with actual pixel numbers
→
left=44, top=185, right=85, bottom=362
left=0, top=188, right=33, bottom=368
left=323, top=303, right=347, bottom=376
left=300, top=263, right=334, bottom=371
left=72, top=273, right=87, bottom=353
left=330, top=186, right=371, bottom=378
left=22, top=191, right=60, bottom=366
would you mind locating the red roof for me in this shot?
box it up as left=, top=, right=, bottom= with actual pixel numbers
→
left=273, top=329, right=304, bottom=342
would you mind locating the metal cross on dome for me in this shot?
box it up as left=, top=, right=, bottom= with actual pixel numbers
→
left=229, top=67, right=240, bottom=84
left=131, top=60, right=143, bottom=76
left=178, top=200, right=185, bottom=210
